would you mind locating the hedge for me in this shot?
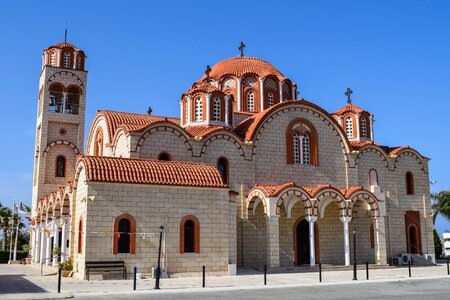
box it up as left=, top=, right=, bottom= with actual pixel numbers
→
left=0, top=251, right=28, bottom=263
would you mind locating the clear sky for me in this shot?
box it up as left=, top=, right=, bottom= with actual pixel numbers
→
left=1, top=1, right=449, bottom=234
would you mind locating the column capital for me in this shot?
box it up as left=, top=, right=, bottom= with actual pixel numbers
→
left=305, top=215, right=318, bottom=223
left=340, top=216, right=352, bottom=223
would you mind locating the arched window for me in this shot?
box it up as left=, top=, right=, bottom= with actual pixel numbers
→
left=63, top=52, right=71, bottom=68
left=180, top=215, right=200, bottom=254
left=66, top=87, right=80, bottom=115
left=56, top=156, right=66, bottom=177
left=369, top=169, right=378, bottom=186
left=113, top=214, right=136, bottom=254
left=282, top=83, right=291, bottom=100
left=287, top=119, right=319, bottom=166
left=361, top=117, right=367, bottom=138
left=345, top=117, right=353, bottom=138
left=94, top=128, right=103, bottom=156
left=247, top=91, right=254, bottom=112
left=217, top=157, right=229, bottom=184
left=195, top=97, right=203, bottom=121
left=406, top=172, right=415, bottom=195
left=213, top=97, right=221, bottom=121
left=77, top=55, right=84, bottom=70
left=49, top=84, right=64, bottom=113
left=50, top=52, right=56, bottom=66
left=267, top=93, right=274, bottom=107
left=77, top=217, right=83, bottom=254
left=158, top=152, right=171, bottom=161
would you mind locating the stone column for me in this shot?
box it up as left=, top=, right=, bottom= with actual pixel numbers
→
left=52, top=223, right=60, bottom=267
left=292, top=85, right=296, bottom=100
left=266, top=216, right=280, bottom=269
left=205, top=93, right=211, bottom=125
left=187, top=95, right=192, bottom=126
left=373, top=217, right=388, bottom=265
left=305, top=215, right=318, bottom=266
left=355, top=113, right=361, bottom=141
left=237, top=78, right=242, bottom=111
left=259, top=78, right=264, bottom=111
left=30, top=228, right=35, bottom=261
left=61, top=217, right=68, bottom=263
left=225, top=95, right=229, bottom=127
left=39, top=228, right=46, bottom=264
left=45, top=227, right=51, bottom=265
left=340, top=216, right=352, bottom=266
left=34, top=226, right=41, bottom=263
left=369, top=115, right=374, bottom=141
left=279, top=81, right=283, bottom=102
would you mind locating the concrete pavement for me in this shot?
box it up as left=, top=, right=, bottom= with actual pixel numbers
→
left=0, top=263, right=449, bottom=299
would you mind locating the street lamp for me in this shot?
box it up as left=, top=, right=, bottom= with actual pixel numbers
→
left=154, top=225, right=165, bottom=290
left=353, top=227, right=357, bottom=280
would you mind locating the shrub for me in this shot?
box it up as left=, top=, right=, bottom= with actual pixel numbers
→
left=0, top=251, right=28, bottom=263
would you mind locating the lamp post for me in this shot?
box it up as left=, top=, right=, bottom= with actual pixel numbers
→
left=353, top=227, right=357, bottom=280
left=154, top=225, right=165, bottom=290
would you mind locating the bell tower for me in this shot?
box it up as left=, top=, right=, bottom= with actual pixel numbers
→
left=31, top=41, right=87, bottom=215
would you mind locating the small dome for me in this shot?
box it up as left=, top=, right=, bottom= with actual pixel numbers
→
left=45, top=42, right=82, bottom=52
left=197, top=56, right=287, bottom=82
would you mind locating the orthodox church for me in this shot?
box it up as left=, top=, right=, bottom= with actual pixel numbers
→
left=29, top=40, right=434, bottom=279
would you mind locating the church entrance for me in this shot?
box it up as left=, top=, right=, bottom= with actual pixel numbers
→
left=295, top=220, right=309, bottom=265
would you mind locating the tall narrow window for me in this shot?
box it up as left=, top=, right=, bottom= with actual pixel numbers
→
left=63, top=52, right=71, bottom=68
left=213, top=97, right=221, bottom=121
left=287, top=119, right=319, bottom=166
left=94, top=128, right=103, bottom=156
left=180, top=215, right=200, bottom=254
left=369, top=169, right=378, bottom=186
left=49, top=84, right=64, bottom=113
left=406, top=172, right=415, bottom=195
left=361, top=117, right=367, bottom=138
left=217, top=157, right=229, bottom=184
left=247, top=91, right=254, bottom=112
left=78, top=217, right=83, bottom=254
left=113, top=214, right=136, bottom=254
left=77, top=56, right=83, bottom=70
left=56, top=156, right=66, bottom=177
left=66, top=87, right=80, bottom=115
left=195, top=97, right=203, bottom=121
left=50, top=52, right=56, bottom=66
left=345, top=117, right=353, bottom=138
left=267, top=93, right=274, bottom=107
left=117, top=219, right=131, bottom=253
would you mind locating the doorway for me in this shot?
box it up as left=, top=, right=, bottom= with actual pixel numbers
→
left=294, top=218, right=319, bottom=265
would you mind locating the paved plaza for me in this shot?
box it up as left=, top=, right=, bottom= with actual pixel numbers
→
left=0, top=263, right=449, bottom=299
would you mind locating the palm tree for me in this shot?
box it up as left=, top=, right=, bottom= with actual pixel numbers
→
left=0, top=203, right=13, bottom=251
left=431, top=190, right=450, bottom=223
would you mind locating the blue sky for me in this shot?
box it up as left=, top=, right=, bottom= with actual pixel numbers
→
left=1, top=1, right=449, bottom=234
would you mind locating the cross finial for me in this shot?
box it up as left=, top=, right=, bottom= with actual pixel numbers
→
left=345, top=87, right=353, bottom=104
left=64, top=21, right=68, bottom=42
left=238, top=41, right=246, bottom=57
left=205, top=65, right=212, bottom=82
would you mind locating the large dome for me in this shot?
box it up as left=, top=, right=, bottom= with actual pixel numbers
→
left=198, top=56, right=287, bottom=82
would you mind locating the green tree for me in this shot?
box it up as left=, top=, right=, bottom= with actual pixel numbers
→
left=434, top=228, right=443, bottom=258
left=431, top=190, right=450, bottom=223
left=0, top=203, right=13, bottom=251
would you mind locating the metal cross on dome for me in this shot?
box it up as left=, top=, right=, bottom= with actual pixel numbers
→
left=239, top=41, right=246, bottom=57
left=345, top=87, right=353, bottom=104
left=205, top=65, right=212, bottom=81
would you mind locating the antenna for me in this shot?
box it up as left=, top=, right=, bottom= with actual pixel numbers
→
left=64, top=22, right=68, bottom=42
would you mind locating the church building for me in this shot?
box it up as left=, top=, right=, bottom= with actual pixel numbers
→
left=29, top=41, right=435, bottom=278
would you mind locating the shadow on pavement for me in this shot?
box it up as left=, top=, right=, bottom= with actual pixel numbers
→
left=0, top=274, right=47, bottom=294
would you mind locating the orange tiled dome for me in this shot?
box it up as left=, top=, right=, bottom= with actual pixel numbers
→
left=45, top=41, right=81, bottom=52
left=198, top=56, right=287, bottom=82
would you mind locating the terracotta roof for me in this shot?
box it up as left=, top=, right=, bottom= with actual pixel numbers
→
left=97, top=110, right=180, bottom=138
left=78, top=156, right=227, bottom=188
left=349, top=141, right=428, bottom=159
left=46, top=42, right=82, bottom=52
left=197, top=56, right=287, bottom=82
left=235, top=99, right=348, bottom=142
left=350, top=141, right=379, bottom=150
left=187, top=83, right=221, bottom=94
left=333, top=103, right=369, bottom=116
left=184, top=125, right=229, bottom=138
left=252, top=183, right=369, bottom=199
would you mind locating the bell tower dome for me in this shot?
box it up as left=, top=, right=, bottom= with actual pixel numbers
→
left=31, top=41, right=88, bottom=215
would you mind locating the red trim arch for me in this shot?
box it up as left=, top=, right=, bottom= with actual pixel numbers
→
left=179, top=215, right=200, bottom=254
left=93, top=127, right=104, bottom=156
left=286, top=118, right=319, bottom=166
left=113, top=213, right=136, bottom=254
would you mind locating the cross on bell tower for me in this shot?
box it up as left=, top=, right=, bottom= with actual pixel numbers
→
left=345, top=87, right=353, bottom=104
left=238, top=41, right=246, bottom=57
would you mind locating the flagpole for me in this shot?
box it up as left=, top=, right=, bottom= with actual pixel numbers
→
left=13, top=215, right=19, bottom=261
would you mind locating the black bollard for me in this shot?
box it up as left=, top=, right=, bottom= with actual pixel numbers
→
left=133, top=267, right=137, bottom=291
left=264, top=264, right=267, bottom=285
left=408, top=260, right=411, bottom=277
left=57, top=268, right=62, bottom=293
left=366, top=261, right=369, bottom=280
left=447, top=258, right=449, bottom=275
left=319, top=263, right=322, bottom=283
left=202, top=266, right=205, bottom=288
